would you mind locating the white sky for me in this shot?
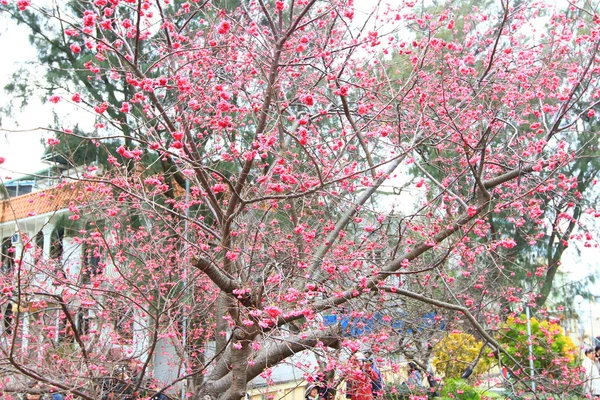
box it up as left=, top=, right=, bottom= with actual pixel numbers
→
left=0, top=16, right=47, bottom=179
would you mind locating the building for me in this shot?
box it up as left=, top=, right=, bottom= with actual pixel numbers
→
left=0, top=165, right=188, bottom=395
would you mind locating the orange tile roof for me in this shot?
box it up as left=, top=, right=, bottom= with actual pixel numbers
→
left=0, top=184, right=81, bottom=224
left=1, top=179, right=188, bottom=224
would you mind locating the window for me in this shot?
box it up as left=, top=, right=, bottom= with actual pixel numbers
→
left=57, top=311, right=74, bottom=343
left=3, top=303, right=14, bottom=334
left=81, top=243, right=103, bottom=284
left=114, top=306, right=134, bottom=341
left=1, top=237, right=14, bottom=275
left=50, top=228, right=64, bottom=260
left=4, top=181, right=34, bottom=197
left=76, top=308, right=90, bottom=336
left=33, top=231, right=44, bottom=264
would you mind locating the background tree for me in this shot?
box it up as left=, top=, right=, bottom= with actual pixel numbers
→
left=400, top=0, right=600, bottom=310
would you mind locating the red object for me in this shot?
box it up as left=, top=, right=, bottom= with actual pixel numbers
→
left=347, top=366, right=379, bottom=400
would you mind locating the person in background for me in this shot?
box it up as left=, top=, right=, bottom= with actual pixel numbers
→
left=364, top=357, right=383, bottom=397
left=316, top=374, right=336, bottom=400
left=583, top=348, right=600, bottom=397
left=305, top=383, right=322, bottom=400
left=104, top=364, right=134, bottom=400
left=345, top=352, right=379, bottom=400
left=49, top=390, right=64, bottom=400
left=24, top=382, right=43, bottom=400
left=406, top=362, right=423, bottom=387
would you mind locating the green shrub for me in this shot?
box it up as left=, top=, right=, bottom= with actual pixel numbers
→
left=497, top=316, right=577, bottom=374
left=383, top=382, right=432, bottom=399
left=439, top=379, right=481, bottom=400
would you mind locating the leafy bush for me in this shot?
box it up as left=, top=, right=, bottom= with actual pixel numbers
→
left=439, top=379, right=481, bottom=400
left=432, top=333, right=492, bottom=379
left=383, top=383, right=432, bottom=400
left=497, top=316, right=577, bottom=375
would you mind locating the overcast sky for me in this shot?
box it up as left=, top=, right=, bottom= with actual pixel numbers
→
left=0, top=16, right=48, bottom=179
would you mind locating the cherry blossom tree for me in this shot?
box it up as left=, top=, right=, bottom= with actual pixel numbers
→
left=1, top=0, right=599, bottom=399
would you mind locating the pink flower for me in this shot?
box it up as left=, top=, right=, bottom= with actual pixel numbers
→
left=70, top=44, right=82, bottom=54
left=225, top=251, right=238, bottom=261
left=100, top=19, right=112, bottom=30
left=498, top=239, right=517, bottom=249
left=17, top=0, right=30, bottom=11
left=82, top=10, right=96, bottom=27
left=116, top=146, right=135, bottom=159
left=94, top=102, right=109, bottom=114
left=467, top=206, right=478, bottom=217
left=171, top=131, right=184, bottom=141
left=120, top=102, right=130, bottom=113
left=212, top=183, right=227, bottom=193
left=47, top=138, right=61, bottom=146
left=588, top=109, right=596, bottom=118
left=336, top=86, right=349, bottom=96
left=264, top=306, right=282, bottom=318
left=301, top=94, right=315, bottom=106
left=48, top=95, right=61, bottom=104
left=72, top=93, right=82, bottom=103
left=266, top=274, right=282, bottom=285
left=217, top=100, right=230, bottom=112
left=281, top=174, right=298, bottom=184
left=217, top=20, right=231, bottom=35
left=0, top=157, right=5, bottom=165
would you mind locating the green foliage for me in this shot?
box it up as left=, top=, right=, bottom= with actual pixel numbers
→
left=432, top=333, right=493, bottom=379
left=439, top=379, right=481, bottom=400
left=505, top=388, right=583, bottom=400
left=497, top=316, right=577, bottom=378
left=383, top=383, right=432, bottom=400
left=43, top=128, right=122, bottom=170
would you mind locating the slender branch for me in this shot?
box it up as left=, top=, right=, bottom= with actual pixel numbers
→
left=339, top=94, right=376, bottom=178
left=133, top=0, right=143, bottom=66
left=307, top=150, right=408, bottom=281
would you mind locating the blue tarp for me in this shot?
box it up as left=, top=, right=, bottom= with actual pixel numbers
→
left=322, top=312, right=444, bottom=337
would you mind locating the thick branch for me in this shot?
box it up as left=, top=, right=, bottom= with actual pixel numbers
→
left=339, top=94, right=376, bottom=178
left=192, top=256, right=238, bottom=294
left=208, top=329, right=339, bottom=396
